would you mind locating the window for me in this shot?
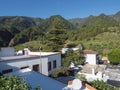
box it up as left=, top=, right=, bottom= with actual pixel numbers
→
left=2, top=69, right=13, bottom=74
left=20, top=66, right=29, bottom=69
left=33, top=64, right=39, bottom=72
left=53, top=60, right=56, bottom=69
left=48, top=62, right=51, bottom=71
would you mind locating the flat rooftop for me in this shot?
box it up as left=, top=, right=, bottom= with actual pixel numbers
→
left=0, top=52, right=60, bottom=62
left=82, top=64, right=106, bottom=74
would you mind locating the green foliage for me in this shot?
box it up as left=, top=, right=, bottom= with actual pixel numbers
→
left=0, top=75, right=30, bottom=90
left=108, top=48, right=120, bottom=64
left=62, top=49, right=85, bottom=67
left=14, top=41, right=41, bottom=51
left=62, top=50, right=77, bottom=67
left=51, top=67, right=70, bottom=78
left=51, top=69, right=61, bottom=78
left=75, top=74, right=87, bottom=81
left=45, top=29, right=66, bottom=51
left=112, top=11, right=120, bottom=23
left=78, top=31, right=120, bottom=55
left=40, top=15, right=74, bottom=30
left=89, top=80, right=119, bottom=90
left=1, top=13, right=120, bottom=55
left=69, top=13, right=118, bottom=29
left=0, top=28, right=14, bottom=47
left=34, top=85, right=42, bottom=90
left=0, top=75, right=42, bottom=90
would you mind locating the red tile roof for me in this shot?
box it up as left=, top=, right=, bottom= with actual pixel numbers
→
left=84, top=83, right=97, bottom=90
left=83, top=50, right=98, bottom=54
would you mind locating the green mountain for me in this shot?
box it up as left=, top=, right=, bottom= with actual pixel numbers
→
left=38, top=15, right=74, bottom=30
left=111, top=11, right=120, bottom=23
left=0, top=16, right=44, bottom=29
left=69, top=13, right=119, bottom=28
left=0, top=11, right=120, bottom=53
left=0, top=15, right=74, bottom=47
left=0, top=16, right=44, bottom=47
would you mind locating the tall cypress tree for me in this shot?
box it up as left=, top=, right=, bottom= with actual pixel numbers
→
left=46, top=29, right=66, bottom=52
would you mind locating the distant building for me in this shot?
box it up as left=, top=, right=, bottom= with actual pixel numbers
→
left=0, top=47, right=61, bottom=76
left=79, top=64, right=108, bottom=81
left=61, top=44, right=83, bottom=54
left=102, top=57, right=110, bottom=64
left=84, top=50, right=99, bottom=65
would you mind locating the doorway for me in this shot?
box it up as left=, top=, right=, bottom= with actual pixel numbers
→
left=33, top=64, right=39, bottom=72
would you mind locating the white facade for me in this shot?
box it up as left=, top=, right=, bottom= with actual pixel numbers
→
left=61, top=48, right=69, bottom=54
left=0, top=49, right=61, bottom=76
left=85, top=54, right=97, bottom=65
left=61, top=48, right=79, bottom=54
left=77, top=72, right=103, bottom=81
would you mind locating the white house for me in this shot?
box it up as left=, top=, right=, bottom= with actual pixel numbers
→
left=61, top=44, right=83, bottom=54
left=83, top=50, right=99, bottom=65
left=77, top=64, right=108, bottom=82
left=102, top=57, right=110, bottom=64
left=0, top=47, right=61, bottom=76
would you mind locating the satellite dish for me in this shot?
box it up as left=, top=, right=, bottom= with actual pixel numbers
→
left=72, top=79, right=82, bottom=90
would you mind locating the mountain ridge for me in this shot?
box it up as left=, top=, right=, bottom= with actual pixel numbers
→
left=0, top=11, right=120, bottom=53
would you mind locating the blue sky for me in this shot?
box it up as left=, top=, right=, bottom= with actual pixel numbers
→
left=0, top=0, right=120, bottom=19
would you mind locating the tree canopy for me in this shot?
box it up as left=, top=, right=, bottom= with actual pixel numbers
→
left=0, top=75, right=42, bottom=90
left=0, top=13, right=120, bottom=56
left=0, top=75, right=30, bottom=90
left=62, top=49, right=85, bottom=67
left=108, top=48, right=120, bottom=64
left=89, top=80, right=119, bottom=90
left=45, top=29, right=66, bottom=51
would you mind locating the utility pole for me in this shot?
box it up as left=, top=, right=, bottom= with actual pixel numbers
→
left=40, top=41, right=42, bottom=73
left=40, top=34, right=44, bottom=74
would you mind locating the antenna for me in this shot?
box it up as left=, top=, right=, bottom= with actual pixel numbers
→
left=72, top=79, right=82, bottom=90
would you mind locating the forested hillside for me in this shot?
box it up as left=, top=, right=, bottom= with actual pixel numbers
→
left=0, top=11, right=120, bottom=55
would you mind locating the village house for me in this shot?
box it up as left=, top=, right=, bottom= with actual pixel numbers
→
left=102, top=56, right=110, bottom=64
left=61, top=44, right=83, bottom=54
left=0, top=47, right=97, bottom=90
left=78, top=64, right=108, bottom=81
left=83, top=50, right=99, bottom=65
left=0, top=47, right=61, bottom=76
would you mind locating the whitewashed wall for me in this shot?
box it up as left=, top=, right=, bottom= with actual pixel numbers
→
left=0, top=57, right=45, bottom=73
left=0, top=54, right=61, bottom=76
left=61, top=48, right=69, bottom=54
left=78, top=72, right=102, bottom=81
left=47, top=54, right=61, bottom=75
left=85, top=54, right=96, bottom=65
